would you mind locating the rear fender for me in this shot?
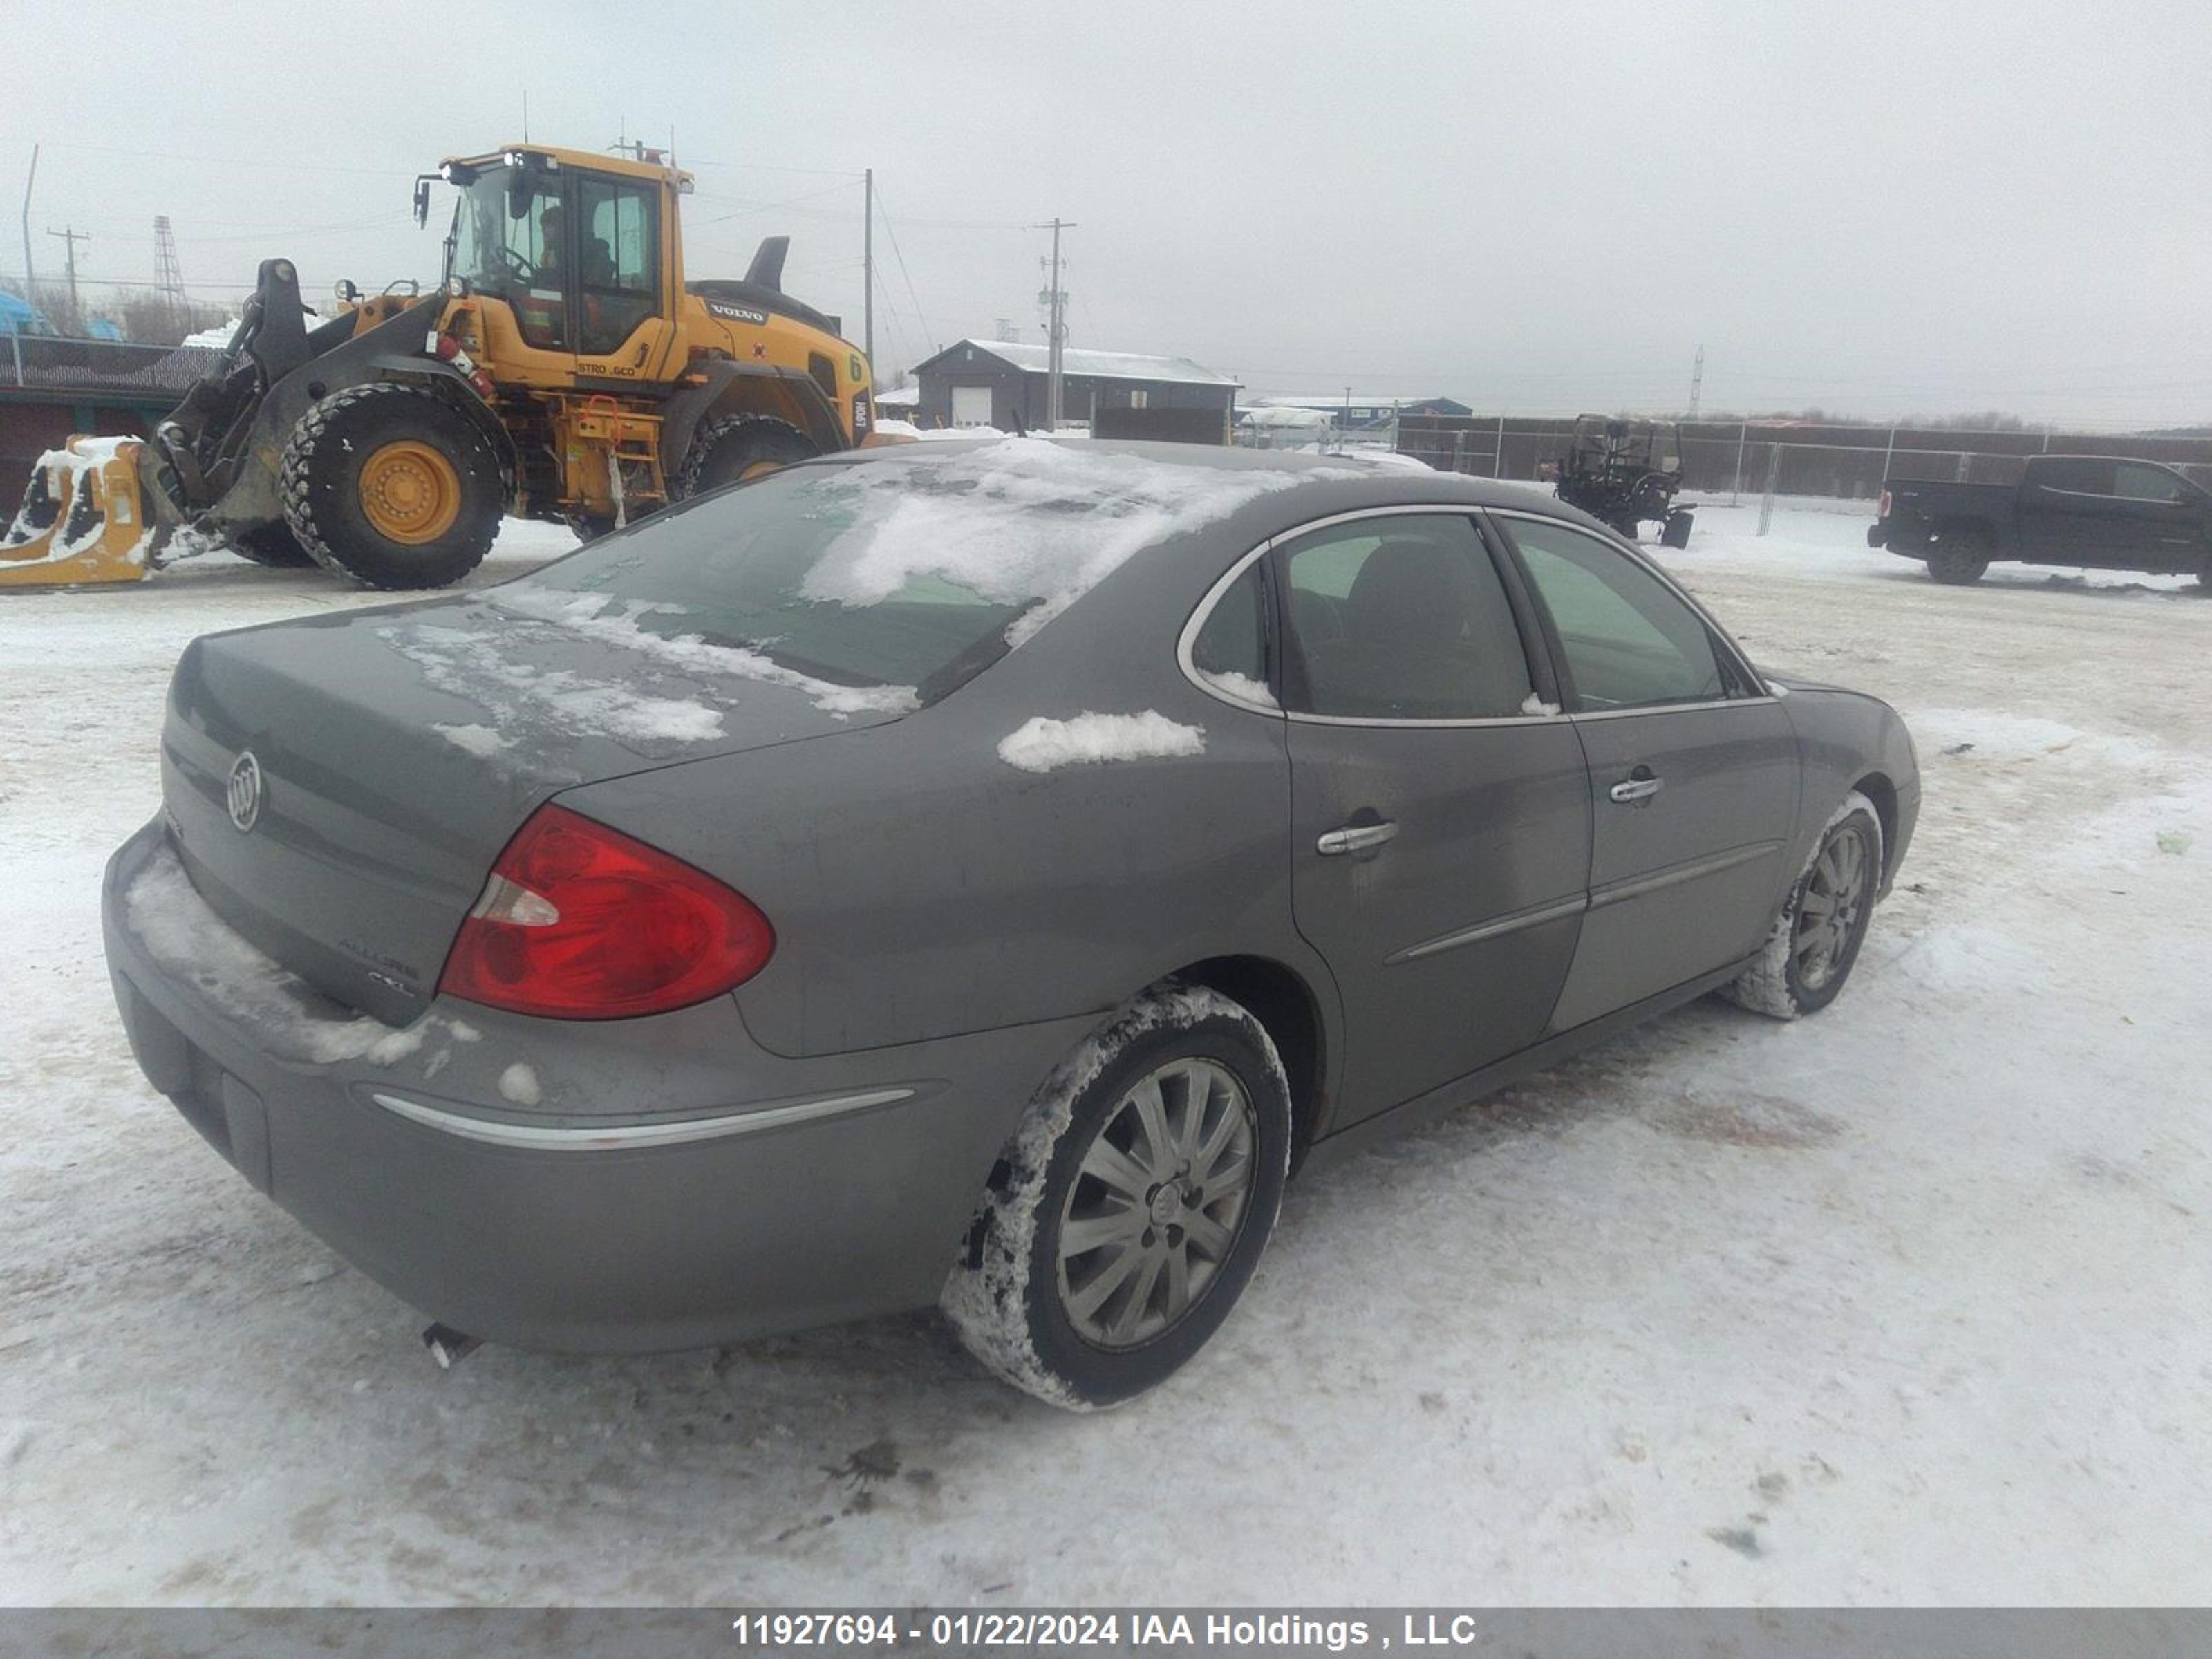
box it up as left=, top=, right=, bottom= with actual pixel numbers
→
left=659, top=359, right=847, bottom=476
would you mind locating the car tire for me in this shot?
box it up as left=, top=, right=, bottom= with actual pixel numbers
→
left=281, top=384, right=504, bottom=590
left=1725, top=790, right=1884, bottom=1020
left=226, top=521, right=316, bottom=568
left=673, top=414, right=818, bottom=500
left=1925, top=533, right=1989, bottom=585
left=940, top=984, right=1293, bottom=1411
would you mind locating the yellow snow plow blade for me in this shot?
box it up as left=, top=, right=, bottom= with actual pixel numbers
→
left=0, top=437, right=160, bottom=588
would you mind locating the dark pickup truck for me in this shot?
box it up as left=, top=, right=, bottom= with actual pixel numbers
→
left=1868, top=454, right=2212, bottom=586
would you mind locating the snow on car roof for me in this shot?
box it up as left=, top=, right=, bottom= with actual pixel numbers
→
left=803, top=436, right=1370, bottom=646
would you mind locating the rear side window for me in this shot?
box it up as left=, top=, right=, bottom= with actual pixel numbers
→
left=2034, top=458, right=2117, bottom=496
left=1191, top=562, right=1269, bottom=697
left=1503, top=517, right=1730, bottom=711
left=1277, top=514, right=1533, bottom=720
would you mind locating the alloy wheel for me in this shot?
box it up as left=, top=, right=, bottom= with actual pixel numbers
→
left=1794, top=823, right=1871, bottom=991
left=1055, top=1058, right=1257, bottom=1350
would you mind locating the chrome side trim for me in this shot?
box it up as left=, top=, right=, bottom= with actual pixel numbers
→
left=1386, top=893, right=1589, bottom=965
left=368, top=1087, right=916, bottom=1151
left=1571, top=695, right=1779, bottom=722
left=1588, top=841, right=1782, bottom=910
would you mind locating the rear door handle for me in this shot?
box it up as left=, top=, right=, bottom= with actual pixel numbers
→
left=1609, top=771, right=1663, bottom=804
left=1317, top=821, right=1398, bottom=856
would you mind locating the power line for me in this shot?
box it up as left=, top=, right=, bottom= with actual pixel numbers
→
left=870, top=185, right=941, bottom=360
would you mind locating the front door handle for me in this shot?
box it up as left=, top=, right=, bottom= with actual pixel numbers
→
left=1609, top=769, right=1663, bottom=804
left=1317, top=821, right=1399, bottom=856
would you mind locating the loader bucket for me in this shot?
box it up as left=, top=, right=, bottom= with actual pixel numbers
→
left=0, top=437, right=160, bottom=588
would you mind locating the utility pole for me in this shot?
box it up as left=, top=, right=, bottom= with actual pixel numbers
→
left=19, top=144, right=35, bottom=301
left=1687, top=343, right=1705, bottom=420
left=863, top=168, right=873, bottom=372
left=1036, top=218, right=1073, bottom=429
left=46, top=223, right=88, bottom=325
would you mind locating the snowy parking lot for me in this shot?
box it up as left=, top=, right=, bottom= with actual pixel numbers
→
left=3, top=497, right=2208, bottom=1605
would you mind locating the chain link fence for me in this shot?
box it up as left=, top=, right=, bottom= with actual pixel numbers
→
left=1397, top=415, right=2212, bottom=507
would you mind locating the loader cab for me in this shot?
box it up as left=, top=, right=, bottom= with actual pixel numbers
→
left=435, top=147, right=688, bottom=387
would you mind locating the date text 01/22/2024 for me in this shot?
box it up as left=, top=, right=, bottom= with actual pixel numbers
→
left=726, top=1612, right=1489, bottom=1649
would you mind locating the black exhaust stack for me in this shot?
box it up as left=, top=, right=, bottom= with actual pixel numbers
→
left=745, top=236, right=790, bottom=294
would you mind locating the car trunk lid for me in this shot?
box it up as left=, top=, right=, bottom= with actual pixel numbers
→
left=159, top=593, right=908, bottom=1027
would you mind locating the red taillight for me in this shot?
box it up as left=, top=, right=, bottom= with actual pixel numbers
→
left=1879, top=489, right=1892, bottom=518
left=438, top=805, right=774, bottom=1020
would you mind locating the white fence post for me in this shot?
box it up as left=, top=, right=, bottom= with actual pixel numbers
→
left=1881, top=426, right=1895, bottom=491
left=1494, top=414, right=1506, bottom=479
left=1731, top=420, right=1748, bottom=504
left=1757, top=444, right=1782, bottom=536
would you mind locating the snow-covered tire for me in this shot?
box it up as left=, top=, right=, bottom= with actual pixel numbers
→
left=227, top=521, right=315, bottom=568
left=941, top=985, right=1293, bottom=1411
left=673, top=415, right=818, bottom=500
left=1725, top=790, right=1884, bottom=1020
left=280, top=384, right=503, bottom=590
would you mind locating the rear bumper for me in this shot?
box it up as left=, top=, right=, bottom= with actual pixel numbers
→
left=102, top=818, right=1094, bottom=1353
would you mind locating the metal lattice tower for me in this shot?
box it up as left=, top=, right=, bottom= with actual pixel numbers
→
left=1687, top=343, right=1705, bottom=420
left=153, top=216, right=186, bottom=326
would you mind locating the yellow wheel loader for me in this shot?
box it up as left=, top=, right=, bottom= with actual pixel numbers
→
left=0, top=143, right=877, bottom=590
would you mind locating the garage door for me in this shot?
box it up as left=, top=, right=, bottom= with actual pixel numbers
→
left=950, top=385, right=994, bottom=427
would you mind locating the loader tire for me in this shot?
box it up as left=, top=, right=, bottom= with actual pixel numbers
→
left=281, top=385, right=503, bottom=590
left=673, top=415, right=817, bottom=500
left=227, top=522, right=315, bottom=568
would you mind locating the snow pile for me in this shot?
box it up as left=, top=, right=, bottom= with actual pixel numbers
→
left=997, top=710, right=1206, bottom=774
left=180, top=321, right=241, bottom=350
left=383, top=621, right=728, bottom=750
left=122, top=843, right=453, bottom=1067
left=803, top=437, right=1359, bottom=647
left=869, top=418, right=991, bottom=442
left=491, top=589, right=918, bottom=718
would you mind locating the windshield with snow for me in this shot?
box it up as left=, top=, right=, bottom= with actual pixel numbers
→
left=516, top=438, right=1327, bottom=706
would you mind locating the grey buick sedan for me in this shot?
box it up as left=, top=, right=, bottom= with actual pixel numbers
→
left=103, top=439, right=1918, bottom=1409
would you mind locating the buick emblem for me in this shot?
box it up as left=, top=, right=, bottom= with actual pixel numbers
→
left=226, top=751, right=265, bottom=833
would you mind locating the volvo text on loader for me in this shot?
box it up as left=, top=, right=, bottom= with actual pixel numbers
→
left=1, top=142, right=877, bottom=590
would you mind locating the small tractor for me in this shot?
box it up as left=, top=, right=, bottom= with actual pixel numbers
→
left=1550, top=415, right=1694, bottom=547
left=1, top=142, right=877, bottom=590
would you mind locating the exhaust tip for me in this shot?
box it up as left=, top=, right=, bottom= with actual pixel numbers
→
left=422, top=1322, right=482, bottom=1369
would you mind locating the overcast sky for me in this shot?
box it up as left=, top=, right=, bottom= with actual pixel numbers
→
left=10, top=1, right=2208, bottom=426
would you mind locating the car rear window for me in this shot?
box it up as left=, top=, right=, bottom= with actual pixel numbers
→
left=518, top=438, right=1344, bottom=706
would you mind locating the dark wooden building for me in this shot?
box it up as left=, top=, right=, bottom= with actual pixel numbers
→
left=910, top=340, right=1239, bottom=433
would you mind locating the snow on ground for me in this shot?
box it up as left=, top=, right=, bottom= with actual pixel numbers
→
left=3, top=503, right=2210, bottom=1605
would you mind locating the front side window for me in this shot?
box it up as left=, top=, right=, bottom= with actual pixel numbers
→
left=574, top=176, right=659, bottom=357
left=2112, top=462, right=2185, bottom=504
left=1503, top=516, right=1731, bottom=711
left=1278, top=514, right=1533, bottom=720
left=449, top=167, right=567, bottom=350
